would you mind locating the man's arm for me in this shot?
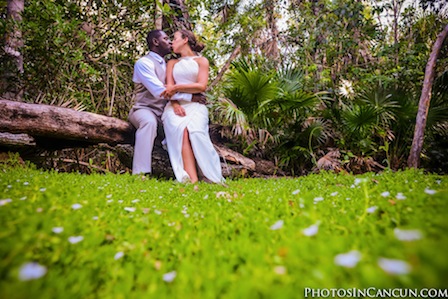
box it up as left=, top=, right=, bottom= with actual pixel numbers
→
left=192, top=93, right=207, bottom=104
left=133, top=58, right=193, bottom=101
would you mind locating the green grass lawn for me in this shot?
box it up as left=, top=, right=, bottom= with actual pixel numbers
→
left=1, top=163, right=447, bottom=299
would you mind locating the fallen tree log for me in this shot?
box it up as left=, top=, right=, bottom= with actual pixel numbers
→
left=0, top=132, right=36, bottom=147
left=0, top=98, right=284, bottom=177
left=0, top=98, right=134, bottom=145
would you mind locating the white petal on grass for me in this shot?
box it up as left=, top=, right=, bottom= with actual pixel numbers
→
left=131, top=199, right=140, bottom=203
left=52, top=227, right=64, bottom=234
left=394, top=228, right=423, bottom=241
left=274, top=266, right=287, bottom=275
left=378, top=258, right=411, bottom=275
left=20, top=196, right=27, bottom=200
left=18, top=262, right=47, bottom=281
left=366, top=206, right=378, bottom=213
left=154, top=209, right=162, bottom=215
left=353, top=179, right=367, bottom=186
left=270, top=220, right=284, bottom=230
left=118, top=200, right=123, bottom=204
left=71, top=203, right=82, bottom=210
left=424, top=188, right=436, bottom=195
left=68, top=236, right=84, bottom=244
left=92, top=216, right=98, bottom=220
left=0, top=199, right=12, bottom=206
left=114, top=252, right=124, bottom=260
left=334, top=250, right=362, bottom=268
left=124, top=207, right=136, bottom=212
left=303, top=224, right=319, bottom=236
left=313, top=197, right=324, bottom=203
left=39, top=188, right=46, bottom=192
left=203, top=194, right=209, bottom=200
left=330, top=192, right=338, bottom=197
left=292, top=189, right=300, bottom=195
left=396, top=193, right=406, bottom=200
left=106, top=194, right=112, bottom=198
left=381, top=191, right=390, bottom=197
left=23, top=182, right=29, bottom=186
left=163, top=271, right=177, bottom=282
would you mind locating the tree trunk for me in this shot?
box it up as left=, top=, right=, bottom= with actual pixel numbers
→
left=209, top=45, right=241, bottom=90
left=160, top=0, right=192, bottom=36
left=5, top=0, right=24, bottom=73
left=2, top=0, right=24, bottom=100
left=264, top=0, right=280, bottom=61
left=392, top=0, right=404, bottom=66
left=408, top=24, right=448, bottom=168
left=0, top=99, right=135, bottom=145
left=155, top=0, right=164, bottom=30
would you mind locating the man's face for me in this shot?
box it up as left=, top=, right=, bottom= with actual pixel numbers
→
left=156, top=32, right=172, bottom=57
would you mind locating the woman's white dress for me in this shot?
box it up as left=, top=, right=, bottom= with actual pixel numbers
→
left=162, top=56, right=224, bottom=183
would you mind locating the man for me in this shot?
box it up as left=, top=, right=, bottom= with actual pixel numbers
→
left=129, top=30, right=205, bottom=175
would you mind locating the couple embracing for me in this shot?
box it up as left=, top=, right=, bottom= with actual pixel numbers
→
left=129, top=29, right=224, bottom=184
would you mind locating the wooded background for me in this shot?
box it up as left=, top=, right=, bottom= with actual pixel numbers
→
left=1, top=0, right=447, bottom=175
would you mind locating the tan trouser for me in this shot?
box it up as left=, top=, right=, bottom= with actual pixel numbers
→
left=128, top=108, right=159, bottom=175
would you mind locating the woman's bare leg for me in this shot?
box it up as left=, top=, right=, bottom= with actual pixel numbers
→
left=182, top=128, right=198, bottom=183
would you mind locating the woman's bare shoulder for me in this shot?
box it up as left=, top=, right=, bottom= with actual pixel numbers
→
left=194, top=56, right=209, bottom=66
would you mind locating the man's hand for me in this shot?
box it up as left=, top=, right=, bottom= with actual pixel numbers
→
left=161, top=85, right=176, bottom=98
left=192, top=93, right=207, bottom=104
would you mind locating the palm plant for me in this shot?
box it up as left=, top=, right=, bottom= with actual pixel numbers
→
left=213, top=56, right=325, bottom=172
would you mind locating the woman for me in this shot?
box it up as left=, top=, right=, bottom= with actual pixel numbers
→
left=161, top=29, right=224, bottom=184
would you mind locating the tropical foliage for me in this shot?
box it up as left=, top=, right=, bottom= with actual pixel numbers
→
left=1, top=0, right=447, bottom=174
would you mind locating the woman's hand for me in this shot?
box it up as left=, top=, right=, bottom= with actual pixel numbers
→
left=161, top=85, right=177, bottom=98
left=172, top=101, right=186, bottom=117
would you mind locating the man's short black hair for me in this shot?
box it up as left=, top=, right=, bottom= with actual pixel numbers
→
left=146, top=30, right=163, bottom=49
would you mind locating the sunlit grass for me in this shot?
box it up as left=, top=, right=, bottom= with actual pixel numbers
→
left=1, top=163, right=447, bottom=299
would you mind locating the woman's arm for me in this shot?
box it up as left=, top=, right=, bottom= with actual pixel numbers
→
left=164, top=59, right=186, bottom=116
left=162, top=57, right=209, bottom=97
left=165, top=59, right=176, bottom=87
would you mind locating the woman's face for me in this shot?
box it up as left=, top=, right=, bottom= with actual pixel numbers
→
left=172, top=31, right=186, bottom=54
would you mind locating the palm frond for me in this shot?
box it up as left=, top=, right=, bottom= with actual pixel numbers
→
left=276, top=64, right=305, bottom=93
left=359, top=85, right=400, bottom=127
left=342, top=104, right=379, bottom=137
left=224, top=67, right=278, bottom=118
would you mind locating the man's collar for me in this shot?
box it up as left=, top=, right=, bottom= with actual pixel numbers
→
left=149, top=51, right=165, bottom=64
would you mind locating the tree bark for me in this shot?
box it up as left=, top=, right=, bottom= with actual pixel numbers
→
left=0, top=99, right=135, bottom=145
left=0, top=132, right=36, bottom=147
left=408, top=24, right=448, bottom=168
left=155, top=0, right=164, bottom=30
left=5, top=0, right=24, bottom=74
left=2, top=0, right=25, bottom=100
left=209, top=45, right=241, bottom=90
left=264, top=0, right=280, bottom=61
left=160, top=0, right=192, bottom=36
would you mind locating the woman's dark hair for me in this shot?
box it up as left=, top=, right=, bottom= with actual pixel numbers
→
left=146, top=30, right=163, bottom=49
left=179, top=29, right=205, bottom=53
